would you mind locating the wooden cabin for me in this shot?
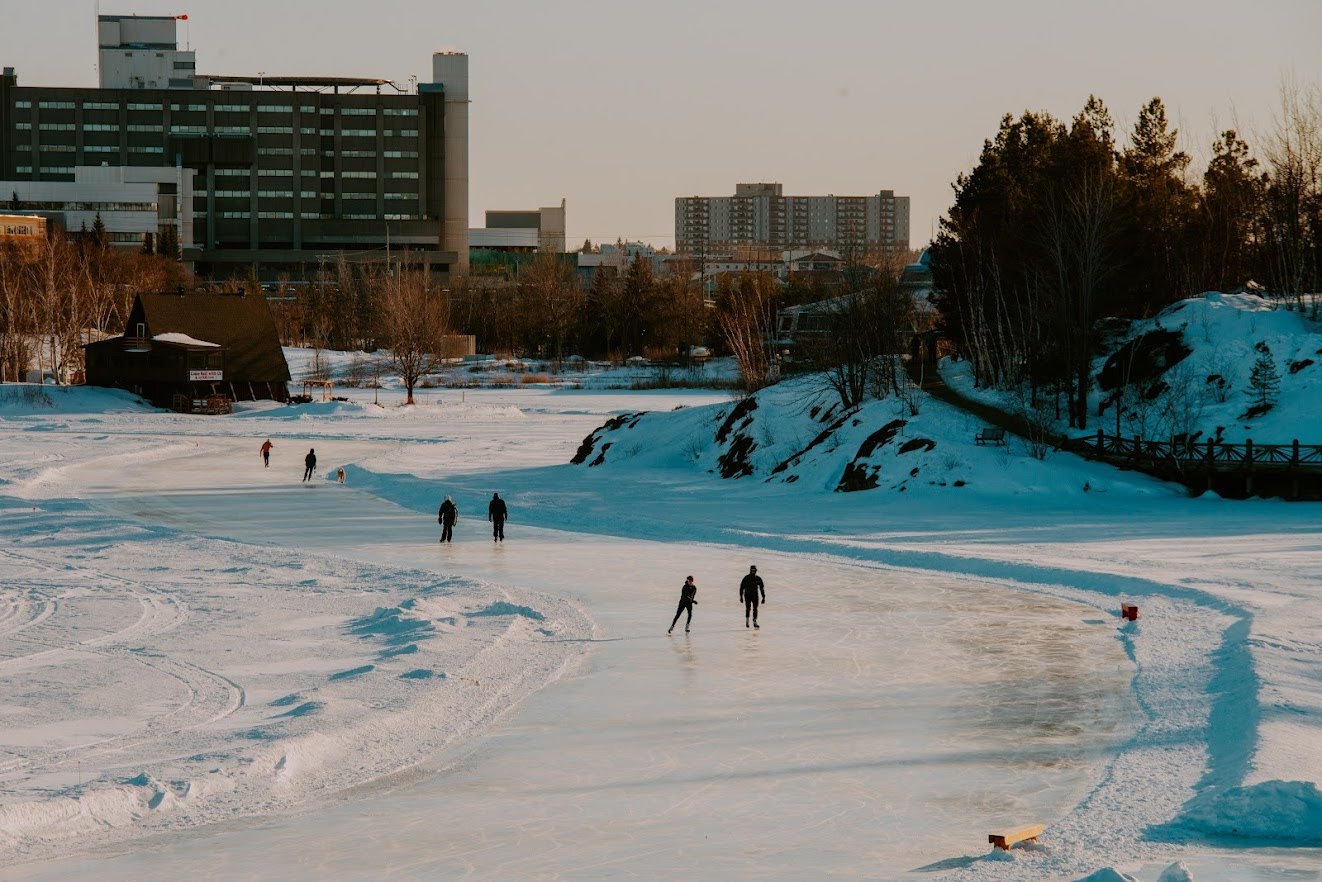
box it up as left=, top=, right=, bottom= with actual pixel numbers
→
left=84, top=291, right=291, bottom=409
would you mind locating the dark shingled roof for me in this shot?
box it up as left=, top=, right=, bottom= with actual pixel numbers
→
left=130, top=292, right=291, bottom=383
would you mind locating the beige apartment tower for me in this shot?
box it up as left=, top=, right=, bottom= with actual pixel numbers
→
left=676, top=183, right=910, bottom=256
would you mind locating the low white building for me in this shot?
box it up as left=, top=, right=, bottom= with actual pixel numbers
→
left=0, top=165, right=195, bottom=251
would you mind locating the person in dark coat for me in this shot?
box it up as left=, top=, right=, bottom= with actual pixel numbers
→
left=260, top=439, right=274, bottom=468
left=438, top=496, right=458, bottom=543
left=302, top=448, right=317, bottom=482
left=740, top=565, right=766, bottom=628
left=669, top=575, right=698, bottom=634
left=488, top=492, right=508, bottom=542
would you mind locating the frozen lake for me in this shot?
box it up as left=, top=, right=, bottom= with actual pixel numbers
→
left=8, top=439, right=1136, bottom=878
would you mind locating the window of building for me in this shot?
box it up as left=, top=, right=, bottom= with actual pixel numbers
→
left=258, top=211, right=294, bottom=219
left=259, top=169, right=294, bottom=177
left=389, top=171, right=419, bottom=179
left=258, top=105, right=293, bottom=113
left=170, top=124, right=207, bottom=134
left=85, top=145, right=119, bottom=153
left=127, top=124, right=161, bottom=132
left=383, top=150, right=418, bottom=158
left=84, top=123, right=119, bottom=132
left=42, top=144, right=75, bottom=152
left=341, top=171, right=376, bottom=178
left=215, top=126, right=251, bottom=134
left=39, top=101, right=75, bottom=110
left=127, top=102, right=162, bottom=111
left=257, top=126, right=291, bottom=134
left=300, top=212, right=321, bottom=219
left=14, top=143, right=30, bottom=150
left=257, top=190, right=293, bottom=198
left=15, top=166, right=32, bottom=174
left=214, top=104, right=249, bottom=113
left=340, top=129, right=378, bottom=138
left=39, top=122, right=75, bottom=131
left=299, top=147, right=317, bottom=156
left=15, top=122, right=32, bottom=130
left=384, top=213, right=418, bottom=221
left=215, top=169, right=248, bottom=176
left=41, top=167, right=74, bottom=175
left=342, top=107, right=377, bottom=116
left=383, top=108, right=418, bottom=117
left=299, top=105, right=315, bottom=113
left=173, top=60, right=195, bottom=69
left=136, top=146, right=165, bottom=154
left=258, top=147, right=293, bottom=156
left=15, top=100, right=32, bottom=109
left=220, top=211, right=249, bottom=219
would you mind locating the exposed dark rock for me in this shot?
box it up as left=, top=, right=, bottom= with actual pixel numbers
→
left=715, top=396, right=757, bottom=444
left=1289, top=358, right=1314, bottom=375
left=898, top=438, right=936, bottom=454
left=1097, top=328, right=1192, bottom=391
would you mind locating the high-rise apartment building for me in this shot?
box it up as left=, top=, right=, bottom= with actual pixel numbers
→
left=675, top=183, right=910, bottom=256
left=0, top=15, right=470, bottom=280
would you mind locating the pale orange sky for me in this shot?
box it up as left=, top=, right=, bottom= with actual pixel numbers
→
left=5, top=0, right=1319, bottom=249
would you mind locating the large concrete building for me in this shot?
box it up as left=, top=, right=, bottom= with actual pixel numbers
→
left=469, top=201, right=567, bottom=253
left=675, top=182, right=910, bottom=257
left=0, top=15, right=470, bottom=280
left=2, top=165, right=197, bottom=250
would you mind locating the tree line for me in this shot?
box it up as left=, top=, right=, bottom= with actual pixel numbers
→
left=929, top=83, right=1322, bottom=430
left=0, top=230, right=189, bottom=383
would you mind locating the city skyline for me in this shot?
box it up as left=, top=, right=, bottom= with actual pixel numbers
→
left=4, top=0, right=1318, bottom=250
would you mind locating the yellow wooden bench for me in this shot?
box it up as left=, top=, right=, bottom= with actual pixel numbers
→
left=988, top=823, right=1044, bottom=851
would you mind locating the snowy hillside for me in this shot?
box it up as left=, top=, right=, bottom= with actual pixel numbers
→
left=944, top=292, right=1321, bottom=445
left=569, top=375, right=1175, bottom=499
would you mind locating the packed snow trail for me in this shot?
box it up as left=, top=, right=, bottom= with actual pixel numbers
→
left=4, top=437, right=1137, bottom=879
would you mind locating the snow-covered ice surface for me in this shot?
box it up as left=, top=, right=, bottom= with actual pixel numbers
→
left=1, top=376, right=1319, bottom=880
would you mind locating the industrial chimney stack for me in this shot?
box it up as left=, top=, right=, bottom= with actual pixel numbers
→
left=432, top=51, right=469, bottom=276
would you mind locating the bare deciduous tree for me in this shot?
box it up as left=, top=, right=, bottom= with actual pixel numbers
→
left=374, top=269, right=454, bottom=405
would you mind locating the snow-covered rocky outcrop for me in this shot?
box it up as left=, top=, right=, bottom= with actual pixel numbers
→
left=570, top=375, right=1168, bottom=498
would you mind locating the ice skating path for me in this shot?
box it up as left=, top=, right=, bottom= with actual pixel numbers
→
left=9, top=438, right=1141, bottom=880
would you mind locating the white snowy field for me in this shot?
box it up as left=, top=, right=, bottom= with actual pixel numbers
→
left=0, top=378, right=1319, bottom=881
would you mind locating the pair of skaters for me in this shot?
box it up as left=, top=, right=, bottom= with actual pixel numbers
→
left=438, top=493, right=509, bottom=543
left=668, top=566, right=765, bottom=634
left=259, top=440, right=321, bottom=483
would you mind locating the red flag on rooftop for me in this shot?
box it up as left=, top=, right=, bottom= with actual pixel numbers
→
left=176, top=14, right=188, bottom=20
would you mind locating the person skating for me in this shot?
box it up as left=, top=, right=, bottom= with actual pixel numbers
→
left=488, top=492, right=508, bottom=542
left=302, top=448, right=317, bottom=482
left=740, top=565, right=765, bottom=628
left=669, top=575, right=698, bottom=634
left=260, top=439, right=274, bottom=469
left=438, top=496, right=458, bottom=543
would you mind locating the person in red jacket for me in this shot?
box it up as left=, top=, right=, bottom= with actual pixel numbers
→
left=260, top=439, right=274, bottom=468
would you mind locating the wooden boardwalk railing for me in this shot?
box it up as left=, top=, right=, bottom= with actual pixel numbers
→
left=1066, top=431, right=1322, bottom=498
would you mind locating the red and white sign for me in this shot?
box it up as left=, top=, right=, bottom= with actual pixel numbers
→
left=189, top=370, right=223, bottom=381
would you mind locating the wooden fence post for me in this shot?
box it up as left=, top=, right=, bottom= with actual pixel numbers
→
left=1245, top=438, right=1254, bottom=497
left=1291, top=439, right=1300, bottom=500
left=1205, top=437, right=1215, bottom=494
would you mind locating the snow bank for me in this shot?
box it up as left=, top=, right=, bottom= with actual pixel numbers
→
left=944, top=291, right=1322, bottom=444
left=1174, top=780, right=1322, bottom=845
left=0, top=383, right=155, bottom=417
left=1073, top=869, right=1138, bottom=882
left=569, top=374, right=1172, bottom=498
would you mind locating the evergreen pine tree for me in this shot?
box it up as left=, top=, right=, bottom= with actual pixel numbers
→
left=90, top=212, right=108, bottom=250
left=9, top=191, right=19, bottom=211
left=141, top=232, right=155, bottom=255
left=1247, top=351, right=1281, bottom=408
left=157, top=225, right=179, bottom=259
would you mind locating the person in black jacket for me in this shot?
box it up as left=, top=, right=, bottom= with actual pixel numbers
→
left=302, top=448, right=317, bottom=482
left=488, top=492, right=508, bottom=542
left=438, top=496, right=458, bottom=543
left=669, top=575, right=698, bottom=634
left=740, top=565, right=765, bottom=628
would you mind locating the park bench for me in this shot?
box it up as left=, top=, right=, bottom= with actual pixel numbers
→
left=988, top=823, right=1044, bottom=851
left=975, top=426, right=1007, bottom=446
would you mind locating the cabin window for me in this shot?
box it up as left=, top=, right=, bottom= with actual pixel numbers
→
left=135, top=323, right=146, bottom=338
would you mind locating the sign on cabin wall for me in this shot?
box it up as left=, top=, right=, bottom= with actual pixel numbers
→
left=189, top=370, right=223, bottom=381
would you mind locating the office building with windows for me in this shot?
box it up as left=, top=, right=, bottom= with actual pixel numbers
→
left=675, top=182, right=910, bottom=257
left=0, top=15, right=470, bottom=280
